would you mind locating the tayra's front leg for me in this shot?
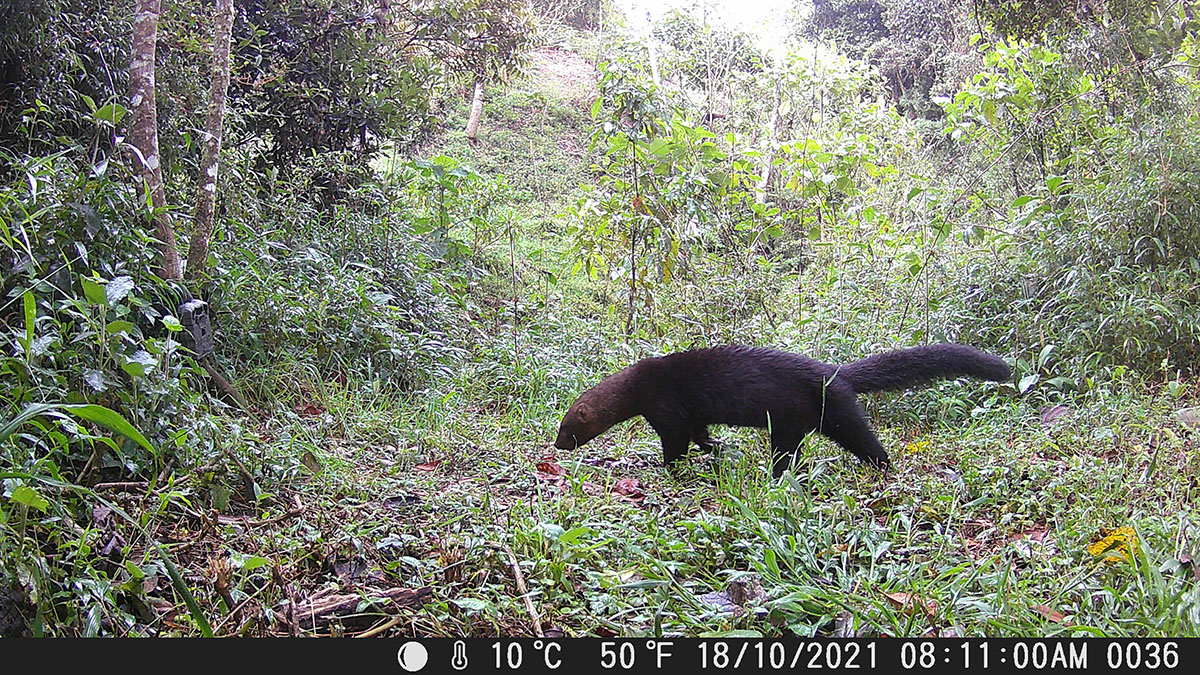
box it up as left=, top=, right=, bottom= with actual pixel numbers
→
left=645, top=406, right=693, bottom=467
left=658, top=429, right=691, bottom=466
left=769, top=427, right=807, bottom=478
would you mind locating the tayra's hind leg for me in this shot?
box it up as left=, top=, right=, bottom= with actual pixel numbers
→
left=818, top=392, right=890, bottom=469
left=692, top=425, right=722, bottom=452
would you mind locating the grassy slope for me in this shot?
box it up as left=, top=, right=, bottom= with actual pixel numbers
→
left=197, top=38, right=1200, bottom=638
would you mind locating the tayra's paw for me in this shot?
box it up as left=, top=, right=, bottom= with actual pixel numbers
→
left=864, top=453, right=891, bottom=472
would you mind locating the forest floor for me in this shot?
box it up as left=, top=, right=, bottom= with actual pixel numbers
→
left=128, top=43, right=1200, bottom=638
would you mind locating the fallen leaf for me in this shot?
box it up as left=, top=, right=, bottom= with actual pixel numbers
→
left=582, top=455, right=649, bottom=469
left=904, top=439, right=931, bottom=453
left=301, top=450, right=322, bottom=472
left=92, top=503, right=112, bottom=526
left=832, top=611, right=857, bottom=638
left=727, top=574, right=766, bottom=607
left=698, top=589, right=740, bottom=614
left=613, top=477, right=646, bottom=504
left=1040, top=404, right=1071, bottom=426
left=1032, top=604, right=1071, bottom=624
left=413, top=460, right=442, bottom=472
left=297, top=403, right=325, bottom=416
left=1179, top=554, right=1200, bottom=582
left=536, top=461, right=567, bottom=478
left=1008, top=526, right=1049, bottom=543
left=383, top=494, right=421, bottom=508
left=883, top=591, right=938, bottom=619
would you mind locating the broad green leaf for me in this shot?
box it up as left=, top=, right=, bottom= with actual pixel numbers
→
left=22, top=290, right=35, bottom=350
left=1019, top=374, right=1039, bottom=393
left=107, top=320, right=136, bottom=334
left=83, top=369, right=110, bottom=393
left=983, top=100, right=997, bottom=125
left=11, top=485, right=49, bottom=512
left=122, top=350, right=158, bottom=378
left=94, top=103, right=127, bottom=126
left=0, top=402, right=156, bottom=456
left=241, top=556, right=272, bottom=572
left=81, top=276, right=107, bottom=306
left=1037, top=344, right=1056, bottom=369
left=451, top=597, right=492, bottom=613
left=106, top=275, right=134, bottom=304
left=559, top=526, right=592, bottom=545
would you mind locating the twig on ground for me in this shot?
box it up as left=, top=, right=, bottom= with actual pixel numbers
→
left=499, top=542, right=544, bottom=637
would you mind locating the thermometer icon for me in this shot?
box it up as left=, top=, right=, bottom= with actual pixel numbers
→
left=451, top=640, right=469, bottom=670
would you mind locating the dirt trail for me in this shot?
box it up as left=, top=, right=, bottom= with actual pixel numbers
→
left=527, top=47, right=598, bottom=108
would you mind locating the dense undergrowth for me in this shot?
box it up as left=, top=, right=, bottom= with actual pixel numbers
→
left=3, top=6, right=1200, bottom=637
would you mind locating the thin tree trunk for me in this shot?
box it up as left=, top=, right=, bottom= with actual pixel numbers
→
left=647, top=38, right=662, bottom=87
left=756, top=77, right=783, bottom=203
left=627, top=141, right=639, bottom=336
left=129, top=0, right=180, bottom=280
left=466, top=79, right=485, bottom=140
left=185, top=0, right=235, bottom=283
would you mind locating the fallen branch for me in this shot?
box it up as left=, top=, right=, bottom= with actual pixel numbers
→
left=93, top=481, right=149, bottom=492
left=500, top=543, right=544, bottom=637
left=202, top=355, right=251, bottom=412
left=289, top=586, right=432, bottom=631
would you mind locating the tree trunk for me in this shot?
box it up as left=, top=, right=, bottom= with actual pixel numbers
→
left=185, top=0, right=235, bottom=283
left=756, top=77, right=783, bottom=203
left=465, top=79, right=485, bottom=140
left=129, top=0, right=180, bottom=280
left=647, top=38, right=662, bottom=87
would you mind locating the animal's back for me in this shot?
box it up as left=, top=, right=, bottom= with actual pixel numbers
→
left=651, top=346, right=833, bottom=429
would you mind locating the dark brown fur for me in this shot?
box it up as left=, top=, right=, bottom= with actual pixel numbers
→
left=554, top=344, right=1010, bottom=477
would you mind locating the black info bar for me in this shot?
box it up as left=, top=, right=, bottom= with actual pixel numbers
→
left=7, top=637, right=1191, bottom=673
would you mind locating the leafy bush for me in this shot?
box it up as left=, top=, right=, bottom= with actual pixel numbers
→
left=0, top=0, right=132, bottom=152
left=1, top=151, right=201, bottom=472
left=941, top=37, right=1200, bottom=377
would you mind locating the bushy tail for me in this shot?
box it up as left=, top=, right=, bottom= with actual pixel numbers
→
left=837, top=343, right=1010, bottom=393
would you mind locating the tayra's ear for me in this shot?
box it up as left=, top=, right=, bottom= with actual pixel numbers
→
left=568, top=401, right=591, bottom=425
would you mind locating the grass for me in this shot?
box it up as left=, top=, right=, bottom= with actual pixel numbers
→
left=195, top=325, right=1197, bottom=637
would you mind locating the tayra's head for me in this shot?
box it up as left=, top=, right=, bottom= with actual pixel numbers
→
left=554, top=396, right=610, bottom=450
left=554, top=366, right=645, bottom=450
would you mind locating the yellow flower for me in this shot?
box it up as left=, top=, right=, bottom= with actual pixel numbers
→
left=904, top=439, right=931, bottom=454
left=1086, top=526, right=1137, bottom=563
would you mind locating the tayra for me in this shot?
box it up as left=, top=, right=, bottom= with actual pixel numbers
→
left=554, top=344, right=1010, bottom=477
